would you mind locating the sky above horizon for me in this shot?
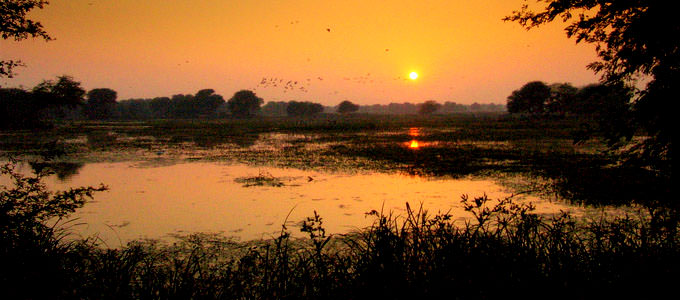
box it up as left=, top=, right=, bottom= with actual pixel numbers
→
left=1, top=0, right=601, bottom=105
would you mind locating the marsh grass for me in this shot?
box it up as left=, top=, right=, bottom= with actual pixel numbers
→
left=1, top=116, right=676, bottom=298
left=3, top=163, right=678, bottom=299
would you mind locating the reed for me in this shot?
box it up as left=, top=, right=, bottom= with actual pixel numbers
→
left=3, top=161, right=678, bottom=299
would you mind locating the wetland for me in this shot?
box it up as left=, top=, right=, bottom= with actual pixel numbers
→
left=1, top=114, right=675, bottom=299
left=1, top=115, right=668, bottom=242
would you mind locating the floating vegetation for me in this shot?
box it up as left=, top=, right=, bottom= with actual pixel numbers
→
left=234, top=171, right=286, bottom=187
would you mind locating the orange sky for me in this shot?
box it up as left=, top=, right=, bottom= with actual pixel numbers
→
left=1, top=0, right=600, bottom=105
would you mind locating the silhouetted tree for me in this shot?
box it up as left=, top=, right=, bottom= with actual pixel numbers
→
left=337, top=100, right=359, bottom=114
left=388, top=102, right=418, bottom=114
left=573, top=83, right=634, bottom=146
left=419, top=100, right=441, bottom=115
left=30, top=75, right=85, bottom=119
left=441, top=101, right=468, bottom=113
left=149, top=97, right=172, bottom=118
left=85, top=88, right=117, bottom=120
left=546, top=83, right=578, bottom=115
left=0, top=88, right=43, bottom=128
left=261, top=101, right=289, bottom=116
left=287, top=101, right=324, bottom=117
left=227, top=90, right=263, bottom=118
left=115, top=99, right=152, bottom=119
left=1, top=0, right=51, bottom=78
left=505, top=0, right=675, bottom=173
left=506, top=81, right=550, bottom=115
left=32, top=76, right=85, bottom=108
left=194, top=89, right=225, bottom=117
left=169, top=94, right=194, bottom=118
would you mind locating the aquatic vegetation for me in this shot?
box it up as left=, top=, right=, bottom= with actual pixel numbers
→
left=234, top=171, right=286, bottom=187
left=1, top=115, right=675, bottom=298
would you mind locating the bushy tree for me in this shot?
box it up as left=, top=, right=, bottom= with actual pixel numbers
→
left=574, top=83, right=634, bottom=146
left=115, top=99, right=152, bottom=119
left=193, top=89, right=225, bottom=116
left=261, top=101, right=289, bottom=116
left=546, top=83, right=578, bottom=115
left=32, top=75, right=86, bottom=108
left=505, top=0, right=675, bottom=172
left=85, top=88, right=117, bottom=120
left=0, top=87, right=43, bottom=128
left=149, top=96, right=172, bottom=118
left=227, top=90, right=263, bottom=118
left=337, top=100, right=359, bottom=114
left=287, top=101, right=324, bottom=117
left=506, top=81, right=550, bottom=114
left=418, top=100, right=441, bottom=115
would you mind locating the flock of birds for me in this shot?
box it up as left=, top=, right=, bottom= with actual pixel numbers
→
left=248, top=21, right=413, bottom=97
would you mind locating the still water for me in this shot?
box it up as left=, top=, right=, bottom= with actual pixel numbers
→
left=11, top=161, right=585, bottom=245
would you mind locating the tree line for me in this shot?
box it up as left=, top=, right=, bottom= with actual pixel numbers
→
left=1, top=75, right=512, bottom=129
left=349, top=101, right=505, bottom=115
left=506, top=80, right=633, bottom=146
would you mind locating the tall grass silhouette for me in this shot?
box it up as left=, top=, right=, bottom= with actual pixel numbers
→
left=2, top=158, right=678, bottom=299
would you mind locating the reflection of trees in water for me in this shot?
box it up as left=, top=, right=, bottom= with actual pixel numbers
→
left=29, top=161, right=84, bottom=181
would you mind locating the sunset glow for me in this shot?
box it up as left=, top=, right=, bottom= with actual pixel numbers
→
left=1, top=0, right=599, bottom=105
left=409, top=140, right=420, bottom=149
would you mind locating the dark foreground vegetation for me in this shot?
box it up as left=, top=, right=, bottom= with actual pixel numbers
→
left=2, top=158, right=679, bottom=299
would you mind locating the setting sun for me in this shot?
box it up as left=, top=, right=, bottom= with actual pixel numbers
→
left=409, top=72, right=419, bottom=80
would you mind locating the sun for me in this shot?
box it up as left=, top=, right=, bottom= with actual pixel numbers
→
left=409, top=72, right=418, bottom=80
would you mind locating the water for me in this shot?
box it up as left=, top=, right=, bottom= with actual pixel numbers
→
left=4, top=161, right=585, bottom=245
left=1, top=127, right=608, bottom=245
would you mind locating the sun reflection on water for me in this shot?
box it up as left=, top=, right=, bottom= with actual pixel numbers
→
left=408, top=127, right=421, bottom=137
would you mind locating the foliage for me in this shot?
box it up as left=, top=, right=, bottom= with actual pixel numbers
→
left=1, top=159, right=106, bottom=298
left=505, top=0, right=676, bottom=173
left=0, top=87, right=44, bottom=128
left=261, top=101, right=289, bottom=116
left=506, top=81, right=550, bottom=114
left=113, top=89, right=225, bottom=119
left=286, top=101, right=324, bottom=117
left=32, top=75, right=86, bottom=108
left=0, top=76, right=88, bottom=128
left=418, top=100, right=441, bottom=115
left=0, top=160, right=106, bottom=229
left=85, top=88, right=117, bottom=120
left=0, top=0, right=51, bottom=78
left=572, top=82, right=634, bottom=146
left=193, top=88, right=225, bottom=116
left=115, top=98, right=153, bottom=119
left=506, top=80, right=635, bottom=147
left=227, top=90, right=263, bottom=118
left=545, top=82, right=578, bottom=115
left=5, top=192, right=677, bottom=299
left=337, top=100, right=359, bottom=114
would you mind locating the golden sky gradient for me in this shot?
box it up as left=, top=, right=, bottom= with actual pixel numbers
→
left=1, top=0, right=600, bottom=105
